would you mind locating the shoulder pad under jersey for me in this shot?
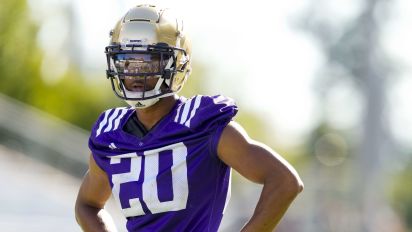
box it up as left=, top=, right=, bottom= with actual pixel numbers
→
left=172, top=95, right=238, bottom=132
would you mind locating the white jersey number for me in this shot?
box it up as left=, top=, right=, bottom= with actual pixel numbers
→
left=110, top=142, right=189, bottom=217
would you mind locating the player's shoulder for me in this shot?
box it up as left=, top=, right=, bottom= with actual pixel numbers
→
left=198, top=94, right=237, bottom=113
left=91, top=106, right=134, bottom=138
left=173, top=94, right=238, bottom=130
left=175, top=94, right=236, bottom=111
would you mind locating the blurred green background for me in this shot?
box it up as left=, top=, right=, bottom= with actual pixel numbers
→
left=0, top=0, right=411, bottom=231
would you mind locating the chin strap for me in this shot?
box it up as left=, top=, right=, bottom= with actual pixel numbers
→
left=125, top=98, right=160, bottom=108
left=123, top=86, right=161, bottom=108
left=125, top=91, right=176, bottom=108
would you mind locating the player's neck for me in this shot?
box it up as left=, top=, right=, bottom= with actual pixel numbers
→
left=135, top=95, right=178, bottom=130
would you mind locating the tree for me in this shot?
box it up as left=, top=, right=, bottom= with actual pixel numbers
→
left=299, top=0, right=398, bottom=231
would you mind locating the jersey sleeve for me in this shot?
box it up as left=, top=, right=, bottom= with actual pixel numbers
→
left=199, top=95, right=238, bottom=157
left=174, top=95, right=238, bottom=157
left=88, top=109, right=111, bottom=170
left=88, top=107, right=131, bottom=170
left=173, top=95, right=238, bottom=132
left=189, top=95, right=238, bottom=132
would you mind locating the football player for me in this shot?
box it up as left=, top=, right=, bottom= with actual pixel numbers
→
left=75, top=4, right=303, bottom=232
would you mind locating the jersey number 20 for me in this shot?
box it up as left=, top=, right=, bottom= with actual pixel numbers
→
left=109, top=142, right=189, bottom=217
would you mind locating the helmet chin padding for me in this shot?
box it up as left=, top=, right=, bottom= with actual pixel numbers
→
left=126, top=98, right=159, bottom=108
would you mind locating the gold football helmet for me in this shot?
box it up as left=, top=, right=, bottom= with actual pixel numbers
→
left=105, top=4, right=191, bottom=108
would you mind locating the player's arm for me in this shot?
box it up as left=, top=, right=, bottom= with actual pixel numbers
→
left=75, top=154, right=113, bottom=232
left=217, top=121, right=304, bottom=232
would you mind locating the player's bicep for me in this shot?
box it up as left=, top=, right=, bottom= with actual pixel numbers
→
left=217, top=121, right=299, bottom=184
left=76, top=154, right=112, bottom=209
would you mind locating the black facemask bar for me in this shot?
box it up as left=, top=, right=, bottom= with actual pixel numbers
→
left=105, top=43, right=188, bottom=100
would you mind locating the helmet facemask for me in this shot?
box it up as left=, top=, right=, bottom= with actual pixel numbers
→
left=105, top=43, right=188, bottom=108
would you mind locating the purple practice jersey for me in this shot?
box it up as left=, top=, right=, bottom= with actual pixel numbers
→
left=89, top=95, right=238, bottom=232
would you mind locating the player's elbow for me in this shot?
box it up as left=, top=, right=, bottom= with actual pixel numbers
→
left=74, top=198, right=93, bottom=226
left=271, top=170, right=304, bottom=200
left=74, top=199, right=83, bottom=225
left=282, top=172, right=304, bottom=198
left=290, top=174, right=304, bottom=195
